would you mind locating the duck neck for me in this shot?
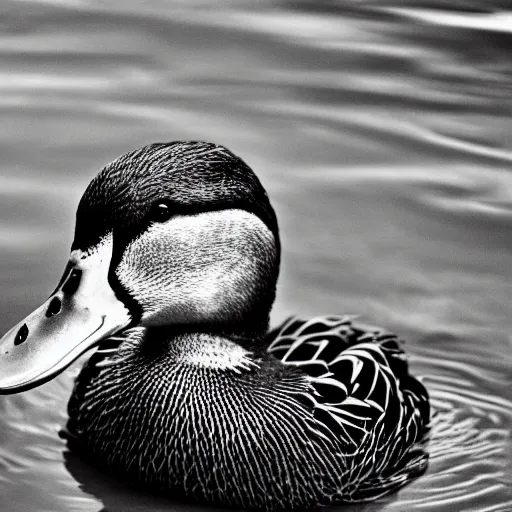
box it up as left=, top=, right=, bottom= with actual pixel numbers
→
left=169, top=272, right=277, bottom=343
left=139, top=327, right=259, bottom=373
left=160, top=317, right=269, bottom=345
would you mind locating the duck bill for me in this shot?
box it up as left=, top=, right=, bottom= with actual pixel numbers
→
left=0, top=235, right=131, bottom=394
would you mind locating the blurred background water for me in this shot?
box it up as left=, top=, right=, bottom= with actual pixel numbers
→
left=0, top=0, right=511, bottom=511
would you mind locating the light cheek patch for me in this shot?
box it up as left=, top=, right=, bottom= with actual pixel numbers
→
left=116, top=210, right=276, bottom=326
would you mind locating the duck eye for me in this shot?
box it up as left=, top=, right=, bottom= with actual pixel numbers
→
left=149, top=201, right=173, bottom=223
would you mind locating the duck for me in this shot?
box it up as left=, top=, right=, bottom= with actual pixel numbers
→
left=0, top=141, right=430, bottom=510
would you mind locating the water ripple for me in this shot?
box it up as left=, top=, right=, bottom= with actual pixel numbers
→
left=389, top=9, right=512, bottom=34
left=379, top=346, right=512, bottom=511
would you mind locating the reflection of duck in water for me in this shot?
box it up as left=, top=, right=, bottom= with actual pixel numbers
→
left=0, top=142, right=429, bottom=510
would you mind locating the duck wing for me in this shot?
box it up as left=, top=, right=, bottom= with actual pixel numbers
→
left=267, top=315, right=430, bottom=501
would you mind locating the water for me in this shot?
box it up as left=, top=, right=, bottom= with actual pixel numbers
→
left=0, top=1, right=511, bottom=510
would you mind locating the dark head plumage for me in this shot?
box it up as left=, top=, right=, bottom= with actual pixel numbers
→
left=73, top=141, right=280, bottom=255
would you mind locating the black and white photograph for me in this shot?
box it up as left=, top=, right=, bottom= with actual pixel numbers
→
left=0, top=1, right=511, bottom=511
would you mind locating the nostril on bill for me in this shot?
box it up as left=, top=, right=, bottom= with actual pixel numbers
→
left=62, top=269, right=82, bottom=296
left=14, top=324, right=29, bottom=346
left=45, top=296, right=62, bottom=318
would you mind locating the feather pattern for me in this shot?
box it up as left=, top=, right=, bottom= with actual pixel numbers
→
left=268, top=316, right=430, bottom=501
left=66, top=315, right=429, bottom=510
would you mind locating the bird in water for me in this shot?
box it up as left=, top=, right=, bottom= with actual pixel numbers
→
left=0, top=142, right=429, bottom=510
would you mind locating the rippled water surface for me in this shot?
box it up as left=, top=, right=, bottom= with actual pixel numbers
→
left=1, top=1, right=511, bottom=511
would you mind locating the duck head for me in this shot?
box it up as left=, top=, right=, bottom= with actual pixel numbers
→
left=0, top=142, right=280, bottom=393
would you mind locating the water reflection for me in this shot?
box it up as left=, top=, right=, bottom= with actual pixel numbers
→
left=0, top=0, right=511, bottom=511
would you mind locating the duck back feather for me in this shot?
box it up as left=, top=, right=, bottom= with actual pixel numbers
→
left=267, top=315, right=430, bottom=502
